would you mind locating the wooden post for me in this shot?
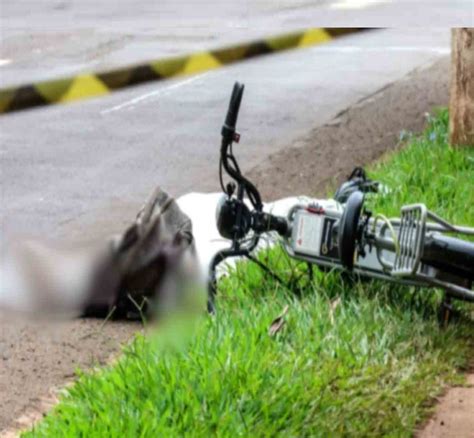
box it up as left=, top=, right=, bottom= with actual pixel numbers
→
left=449, top=28, right=474, bottom=146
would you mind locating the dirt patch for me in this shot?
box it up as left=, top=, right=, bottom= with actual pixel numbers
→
left=248, top=58, right=450, bottom=200
left=0, top=57, right=459, bottom=434
left=0, top=319, right=139, bottom=434
left=417, top=374, right=474, bottom=438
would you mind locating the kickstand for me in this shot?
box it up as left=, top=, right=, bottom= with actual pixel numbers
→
left=438, top=291, right=454, bottom=327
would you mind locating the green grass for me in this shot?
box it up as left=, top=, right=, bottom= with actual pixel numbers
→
left=25, top=109, right=474, bottom=437
left=366, top=110, right=474, bottom=226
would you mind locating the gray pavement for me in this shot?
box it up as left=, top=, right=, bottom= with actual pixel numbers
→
left=0, top=28, right=451, bottom=246
left=0, top=0, right=472, bottom=86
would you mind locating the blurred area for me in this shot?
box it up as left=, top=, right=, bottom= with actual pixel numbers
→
left=0, top=187, right=206, bottom=322
left=0, top=238, right=105, bottom=319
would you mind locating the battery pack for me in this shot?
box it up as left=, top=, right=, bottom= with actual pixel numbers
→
left=291, top=210, right=325, bottom=257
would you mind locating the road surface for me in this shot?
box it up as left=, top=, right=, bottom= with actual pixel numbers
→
left=0, top=0, right=472, bottom=86
left=1, top=1, right=471, bottom=242
left=0, top=27, right=453, bottom=247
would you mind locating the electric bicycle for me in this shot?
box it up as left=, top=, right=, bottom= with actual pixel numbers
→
left=210, top=82, right=474, bottom=322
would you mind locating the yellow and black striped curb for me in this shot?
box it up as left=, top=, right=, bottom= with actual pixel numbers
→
left=0, top=28, right=367, bottom=114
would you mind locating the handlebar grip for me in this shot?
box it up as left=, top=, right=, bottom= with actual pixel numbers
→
left=224, top=82, right=245, bottom=132
left=422, top=234, right=474, bottom=281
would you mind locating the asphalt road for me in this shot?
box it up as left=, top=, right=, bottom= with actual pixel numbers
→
left=1, top=2, right=472, bottom=246
left=0, top=27, right=452, bottom=247
left=0, top=0, right=472, bottom=86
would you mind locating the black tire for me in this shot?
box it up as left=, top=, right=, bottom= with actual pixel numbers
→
left=338, top=191, right=364, bottom=271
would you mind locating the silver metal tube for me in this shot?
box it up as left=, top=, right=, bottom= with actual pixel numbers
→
left=388, top=218, right=474, bottom=235
left=373, top=235, right=396, bottom=252
left=417, top=274, right=474, bottom=302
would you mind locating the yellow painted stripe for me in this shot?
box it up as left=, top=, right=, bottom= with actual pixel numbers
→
left=59, top=75, right=110, bottom=102
left=151, top=57, right=188, bottom=78
left=0, top=28, right=367, bottom=114
left=181, top=52, right=222, bottom=76
left=299, top=29, right=332, bottom=47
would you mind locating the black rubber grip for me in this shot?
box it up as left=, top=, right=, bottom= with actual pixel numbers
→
left=422, top=234, right=474, bottom=281
left=266, top=214, right=289, bottom=236
left=224, top=82, right=245, bottom=130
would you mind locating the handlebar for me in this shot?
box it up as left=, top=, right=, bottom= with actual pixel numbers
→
left=373, top=232, right=474, bottom=281
left=220, top=82, right=263, bottom=211
left=226, top=83, right=244, bottom=130
left=422, top=234, right=474, bottom=281
left=222, top=82, right=245, bottom=144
